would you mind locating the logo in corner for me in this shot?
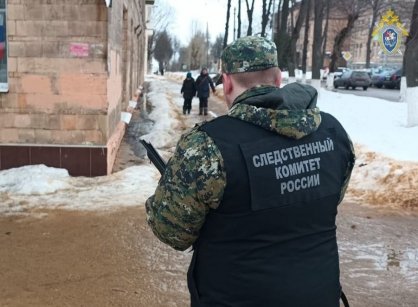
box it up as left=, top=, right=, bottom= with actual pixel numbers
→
left=373, top=9, right=409, bottom=55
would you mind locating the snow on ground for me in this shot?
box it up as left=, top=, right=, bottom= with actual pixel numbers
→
left=316, top=87, right=418, bottom=208
left=0, top=74, right=417, bottom=215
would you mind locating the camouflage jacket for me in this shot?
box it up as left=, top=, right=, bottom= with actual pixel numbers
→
left=145, top=83, right=355, bottom=251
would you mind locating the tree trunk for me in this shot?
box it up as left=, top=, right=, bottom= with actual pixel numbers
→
left=261, top=0, right=274, bottom=37
left=302, top=0, right=311, bottom=74
left=275, top=0, right=290, bottom=69
left=238, top=0, right=242, bottom=38
left=245, top=0, right=255, bottom=36
left=321, top=0, right=330, bottom=65
left=223, top=0, right=232, bottom=49
left=365, top=0, right=381, bottom=68
left=404, top=0, right=418, bottom=84
left=287, top=0, right=309, bottom=77
left=311, top=0, right=324, bottom=80
left=329, top=13, right=359, bottom=72
left=405, top=0, right=418, bottom=126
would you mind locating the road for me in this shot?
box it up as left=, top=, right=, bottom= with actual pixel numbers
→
left=331, top=85, right=401, bottom=102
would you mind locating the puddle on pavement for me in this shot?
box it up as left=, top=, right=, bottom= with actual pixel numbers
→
left=340, top=242, right=418, bottom=285
left=126, top=100, right=155, bottom=158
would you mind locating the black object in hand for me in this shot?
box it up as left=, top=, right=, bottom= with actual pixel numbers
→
left=140, top=139, right=167, bottom=175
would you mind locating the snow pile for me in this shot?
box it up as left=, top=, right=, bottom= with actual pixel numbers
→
left=0, top=165, right=160, bottom=215
left=348, top=145, right=418, bottom=209
left=0, top=165, right=71, bottom=195
left=140, top=79, right=182, bottom=149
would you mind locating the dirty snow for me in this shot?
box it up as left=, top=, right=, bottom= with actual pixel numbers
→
left=1, top=74, right=418, bottom=214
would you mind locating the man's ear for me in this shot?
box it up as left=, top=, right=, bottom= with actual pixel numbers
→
left=222, top=73, right=233, bottom=94
left=274, top=71, right=282, bottom=87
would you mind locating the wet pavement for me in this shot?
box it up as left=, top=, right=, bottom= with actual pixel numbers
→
left=337, top=203, right=418, bottom=306
left=1, top=203, right=417, bottom=306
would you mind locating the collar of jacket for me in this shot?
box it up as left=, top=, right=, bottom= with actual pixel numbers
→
left=227, top=83, right=321, bottom=139
left=232, top=85, right=278, bottom=107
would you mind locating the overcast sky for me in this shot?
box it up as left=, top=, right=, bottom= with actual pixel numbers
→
left=164, top=0, right=226, bottom=45
left=161, top=0, right=267, bottom=46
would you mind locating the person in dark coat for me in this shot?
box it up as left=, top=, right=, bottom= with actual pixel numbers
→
left=181, top=72, right=196, bottom=115
left=195, top=67, right=216, bottom=115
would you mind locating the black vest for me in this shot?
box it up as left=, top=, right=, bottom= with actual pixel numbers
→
left=187, top=112, right=353, bottom=307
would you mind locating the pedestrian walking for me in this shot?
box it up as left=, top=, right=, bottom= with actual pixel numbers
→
left=180, top=72, right=196, bottom=115
left=195, top=67, right=216, bottom=115
left=146, top=36, right=355, bottom=307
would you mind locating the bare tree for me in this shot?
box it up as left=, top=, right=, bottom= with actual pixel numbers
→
left=238, top=0, right=242, bottom=38
left=224, top=0, right=232, bottom=49
left=176, top=47, right=191, bottom=71
left=287, top=0, right=309, bottom=76
left=211, top=34, right=224, bottom=63
left=321, top=0, right=331, bottom=65
left=405, top=0, right=418, bottom=126
left=148, top=1, right=174, bottom=70
left=329, top=0, right=367, bottom=72
left=312, top=0, right=325, bottom=79
left=261, top=0, right=274, bottom=37
left=275, top=0, right=283, bottom=40
left=301, top=0, right=311, bottom=74
left=245, top=0, right=256, bottom=35
left=364, top=0, right=391, bottom=68
left=189, top=31, right=207, bottom=70
left=275, top=0, right=290, bottom=69
left=405, top=0, right=418, bottom=87
left=154, top=30, right=174, bottom=75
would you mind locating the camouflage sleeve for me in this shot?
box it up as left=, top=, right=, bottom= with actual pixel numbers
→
left=145, top=127, right=226, bottom=251
left=338, top=134, right=356, bottom=204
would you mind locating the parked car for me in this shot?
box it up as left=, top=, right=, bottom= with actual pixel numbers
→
left=333, top=67, right=350, bottom=79
left=371, top=70, right=393, bottom=88
left=333, top=70, right=371, bottom=90
left=382, top=69, right=402, bottom=89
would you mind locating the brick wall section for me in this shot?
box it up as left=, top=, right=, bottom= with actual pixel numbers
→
left=0, top=0, right=148, bottom=175
left=1, top=0, right=108, bottom=146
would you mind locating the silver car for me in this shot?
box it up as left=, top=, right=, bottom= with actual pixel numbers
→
left=333, top=70, right=372, bottom=91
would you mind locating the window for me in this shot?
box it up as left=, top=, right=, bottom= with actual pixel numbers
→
left=0, top=0, right=7, bottom=92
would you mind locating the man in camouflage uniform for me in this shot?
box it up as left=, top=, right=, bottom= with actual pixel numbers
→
left=146, top=36, right=355, bottom=307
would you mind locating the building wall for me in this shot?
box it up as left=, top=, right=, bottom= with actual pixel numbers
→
left=105, top=0, right=147, bottom=174
left=0, top=0, right=149, bottom=176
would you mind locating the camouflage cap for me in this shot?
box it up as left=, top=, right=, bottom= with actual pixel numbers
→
left=221, top=36, right=278, bottom=74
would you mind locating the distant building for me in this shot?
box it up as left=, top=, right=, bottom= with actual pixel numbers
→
left=349, top=1, right=413, bottom=69
left=273, top=0, right=413, bottom=71
left=0, top=0, right=154, bottom=176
